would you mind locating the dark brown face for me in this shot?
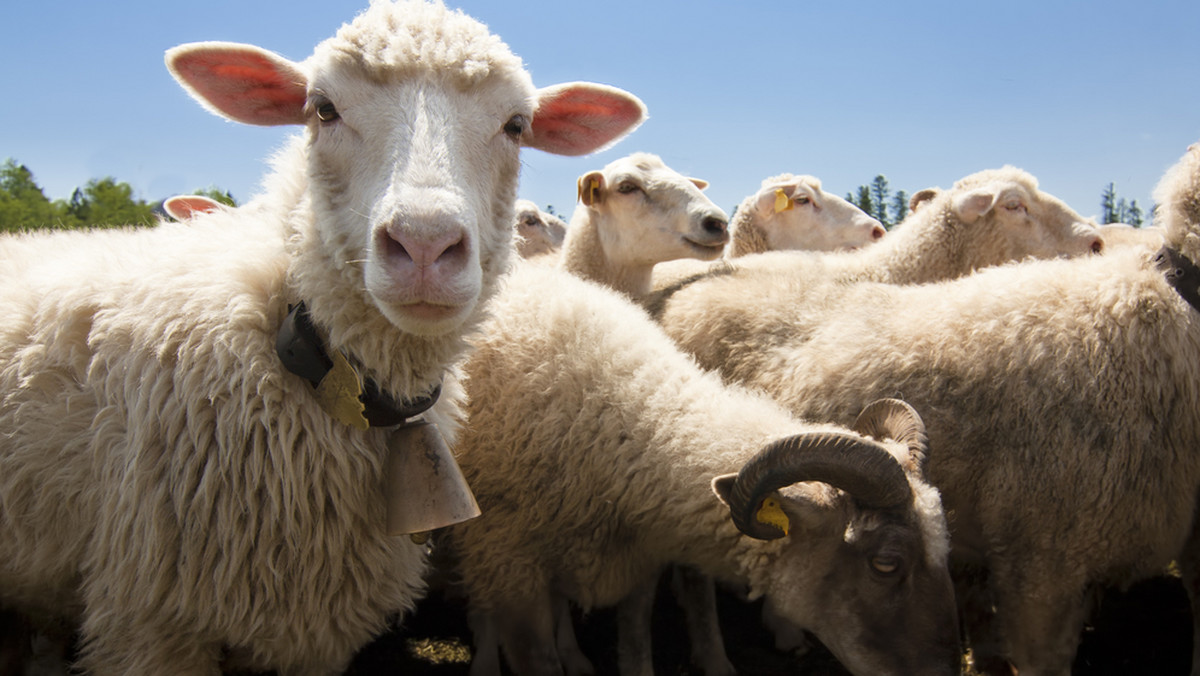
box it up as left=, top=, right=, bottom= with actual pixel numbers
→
left=771, top=512, right=961, bottom=676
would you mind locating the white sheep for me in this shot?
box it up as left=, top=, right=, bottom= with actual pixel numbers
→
left=1097, top=222, right=1166, bottom=251
left=513, top=199, right=567, bottom=260
left=648, top=141, right=1200, bottom=675
left=727, top=173, right=886, bottom=256
left=560, top=152, right=729, bottom=297
left=449, top=261, right=960, bottom=676
left=0, top=2, right=646, bottom=674
left=651, top=165, right=1104, bottom=293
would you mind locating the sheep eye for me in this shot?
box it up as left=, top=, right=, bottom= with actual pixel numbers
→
left=794, top=196, right=811, bottom=206
left=1004, top=201, right=1026, bottom=213
left=870, top=555, right=901, bottom=575
left=616, top=181, right=639, bottom=194
left=313, top=97, right=340, bottom=123
left=503, top=114, right=527, bottom=140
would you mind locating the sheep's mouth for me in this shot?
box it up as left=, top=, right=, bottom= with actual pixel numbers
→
left=682, top=235, right=728, bottom=254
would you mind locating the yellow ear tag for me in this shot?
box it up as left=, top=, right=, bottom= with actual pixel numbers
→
left=774, top=188, right=794, bottom=214
left=755, top=496, right=790, bottom=535
left=314, top=348, right=370, bottom=431
left=588, top=178, right=601, bottom=204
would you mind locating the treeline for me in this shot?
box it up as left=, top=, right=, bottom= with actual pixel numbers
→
left=846, top=174, right=1148, bottom=229
left=0, top=159, right=236, bottom=233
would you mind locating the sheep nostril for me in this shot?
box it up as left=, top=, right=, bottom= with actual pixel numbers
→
left=703, top=217, right=728, bottom=236
left=1091, top=238, right=1104, bottom=254
left=872, top=225, right=886, bottom=240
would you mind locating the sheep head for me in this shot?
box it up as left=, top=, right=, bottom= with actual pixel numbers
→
left=945, top=166, right=1103, bottom=269
left=573, top=152, right=729, bottom=266
left=711, top=399, right=959, bottom=676
left=165, top=1, right=646, bottom=340
left=733, top=174, right=885, bottom=256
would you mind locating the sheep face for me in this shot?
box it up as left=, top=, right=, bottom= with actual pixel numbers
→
left=750, top=494, right=961, bottom=676
left=949, top=167, right=1103, bottom=266
left=712, top=400, right=959, bottom=676
left=513, top=199, right=567, bottom=259
left=744, top=175, right=886, bottom=255
left=166, top=1, right=646, bottom=338
left=577, top=152, right=729, bottom=266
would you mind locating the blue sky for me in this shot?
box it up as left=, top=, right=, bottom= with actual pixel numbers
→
left=4, top=1, right=1198, bottom=224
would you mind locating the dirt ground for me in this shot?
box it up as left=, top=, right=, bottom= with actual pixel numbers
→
left=346, top=574, right=1194, bottom=675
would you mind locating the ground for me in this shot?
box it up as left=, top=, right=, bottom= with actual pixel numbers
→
left=346, top=573, right=1194, bottom=675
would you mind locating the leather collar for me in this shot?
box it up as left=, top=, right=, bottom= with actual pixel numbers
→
left=275, top=301, right=440, bottom=427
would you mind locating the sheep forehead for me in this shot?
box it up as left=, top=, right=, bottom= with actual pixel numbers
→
left=953, top=165, right=1038, bottom=193
left=312, top=0, right=531, bottom=91
left=603, top=152, right=668, bottom=177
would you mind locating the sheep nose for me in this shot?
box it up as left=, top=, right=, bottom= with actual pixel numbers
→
left=386, top=226, right=469, bottom=272
left=701, top=216, right=728, bottom=236
left=1090, top=236, right=1104, bottom=254
left=871, top=224, right=887, bottom=240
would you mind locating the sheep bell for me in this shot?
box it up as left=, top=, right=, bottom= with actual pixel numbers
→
left=384, top=421, right=481, bottom=538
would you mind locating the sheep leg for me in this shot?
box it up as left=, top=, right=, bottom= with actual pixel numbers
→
left=670, top=566, right=735, bottom=676
left=492, top=591, right=564, bottom=676
left=1175, top=526, right=1200, bottom=676
left=953, top=564, right=1011, bottom=675
left=552, top=594, right=594, bottom=676
left=993, top=581, right=1087, bottom=676
left=468, top=609, right=503, bottom=676
left=615, top=575, right=658, bottom=676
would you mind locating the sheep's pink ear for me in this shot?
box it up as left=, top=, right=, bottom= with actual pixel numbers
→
left=528, top=83, right=647, bottom=156
left=166, top=42, right=308, bottom=126
left=951, top=188, right=998, bottom=224
left=164, top=195, right=223, bottom=221
left=689, top=178, right=710, bottom=191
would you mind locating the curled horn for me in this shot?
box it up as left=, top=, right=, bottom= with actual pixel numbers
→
left=853, top=398, right=929, bottom=469
left=727, top=431, right=912, bottom=541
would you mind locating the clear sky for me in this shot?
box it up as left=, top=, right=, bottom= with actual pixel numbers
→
left=4, top=1, right=1199, bottom=224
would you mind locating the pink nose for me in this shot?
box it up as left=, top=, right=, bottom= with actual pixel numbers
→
left=385, top=227, right=468, bottom=272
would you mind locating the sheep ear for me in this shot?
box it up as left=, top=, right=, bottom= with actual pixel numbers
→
left=711, top=474, right=738, bottom=506
left=528, top=82, right=647, bottom=156
left=690, top=178, right=710, bottom=191
left=577, top=171, right=605, bottom=206
left=951, top=188, right=998, bottom=224
left=163, top=195, right=223, bottom=221
left=757, top=184, right=795, bottom=218
left=166, top=42, right=308, bottom=126
left=909, top=188, right=939, bottom=213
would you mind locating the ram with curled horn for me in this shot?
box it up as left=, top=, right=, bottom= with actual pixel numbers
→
left=449, top=262, right=960, bottom=676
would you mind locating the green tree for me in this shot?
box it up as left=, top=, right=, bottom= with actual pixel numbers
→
left=1101, top=183, right=1118, bottom=224
left=847, top=185, right=874, bottom=222
left=1101, top=183, right=1145, bottom=227
left=0, top=159, right=74, bottom=231
left=67, top=177, right=156, bottom=227
left=890, top=190, right=909, bottom=227
left=869, top=175, right=891, bottom=226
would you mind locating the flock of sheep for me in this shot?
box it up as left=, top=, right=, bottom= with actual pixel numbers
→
left=0, top=2, right=1198, bottom=676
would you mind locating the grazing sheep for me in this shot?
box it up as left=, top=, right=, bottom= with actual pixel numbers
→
left=162, top=194, right=224, bottom=221
left=728, top=173, right=886, bottom=256
left=651, top=165, right=1103, bottom=292
left=0, top=2, right=646, bottom=674
left=648, top=142, right=1200, bottom=675
left=450, top=262, right=960, bottom=676
left=561, top=152, right=729, bottom=297
left=513, top=199, right=567, bottom=260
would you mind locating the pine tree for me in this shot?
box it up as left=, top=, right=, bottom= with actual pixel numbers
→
left=889, top=190, right=909, bottom=229
left=1100, top=183, right=1118, bottom=224
left=869, top=175, right=891, bottom=226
